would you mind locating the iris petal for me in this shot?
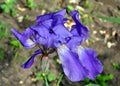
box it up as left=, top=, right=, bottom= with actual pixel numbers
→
left=36, top=9, right=66, bottom=23
left=66, top=36, right=82, bottom=52
left=53, top=24, right=72, bottom=38
left=41, top=19, right=53, bottom=30
left=30, top=25, right=49, bottom=38
left=77, top=47, right=103, bottom=79
left=36, top=34, right=56, bottom=48
left=53, top=9, right=66, bottom=17
left=11, top=28, right=36, bottom=48
left=69, top=10, right=89, bottom=42
left=21, top=49, right=42, bottom=68
left=57, top=45, right=88, bottom=82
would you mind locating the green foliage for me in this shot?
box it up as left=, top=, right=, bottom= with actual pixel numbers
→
left=66, top=5, right=74, bottom=12
left=36, top=72, right=44, bottom=81
left=26, top=0, right=36, bottom=10
left=10, top=40, right=23, bottom=48
left=96, top=74, right=114, bottom=86
left=0, top=48, right=4, bottom=60
left=24, top=15, right=30, bottom=21
left=0, top=21, right=9, bottom=38
left=0, top=0, right=17, bottom=16
left=97, top=16, right=120, bottom=24
left=81, top=15, right=93, bottom=24
left=85, top=83, right=100, bottom=86
left=84, top=74, right=114, bottom=86
left=47, top=72, right=56, bottom=82
left=112, top=63, right=120, bottom=70
left=36, top=71, right=56, bottom=82
left=13, top=51, right=18, bottom=61
left=11, top=9, right=18, bottom=16
left=56, top=74, right=63, bottom=86
left=83, top=0, right=91, bottom=9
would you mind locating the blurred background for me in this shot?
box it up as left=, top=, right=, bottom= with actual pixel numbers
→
left=0, top=0, right=120, bottom=86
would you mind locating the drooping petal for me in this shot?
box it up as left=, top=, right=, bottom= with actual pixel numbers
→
left=69, top=10, right=89, bottom=43
left=36, top=9, right=66, bottom=23
left=77, top=47, right=103, bottom=79
left=11, top=28, right=36, bottom=48
left=21, top=49, right=42, bottom=68
left=57, top=45, right=88, bottom=82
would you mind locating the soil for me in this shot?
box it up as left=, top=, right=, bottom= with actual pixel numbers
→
left=0, top=0, right=120, bottom=86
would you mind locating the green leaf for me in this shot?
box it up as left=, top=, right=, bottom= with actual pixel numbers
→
left=66, top=5, right=74, bottom=12
left=0, top=21, right=5, bottom=29
left=10, top=40, right=23, bottom=48
left=47, top=72, right=56, bottom=82
left=27, top=0, right=36, bottom=10
left=97, top=16, right=120, bottom=24
left=11, top=9, right=18, bottom=16
left=83, top=78, right=90, bottom=83
left=5, top=0, right=11, bottom=4
left=1, top=4, right=10, bottom=13
left=85, top=83, right=100, bottom=86
left=96, top=74, right=114, bottom=82
left=112, top=63, right=120, bottom=70
left=83, top=0, right=91, bottom=8
left=36, top=73, right=43, bottom=81
left=5, top=0, right=16, bottom=4
left=104, top=74, right=114, bottom=81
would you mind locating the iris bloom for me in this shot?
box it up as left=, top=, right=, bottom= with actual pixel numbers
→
left=11, top=9, right=103, bottom=82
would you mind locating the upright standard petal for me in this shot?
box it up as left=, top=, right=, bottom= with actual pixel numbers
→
left=77, top=47, right=103, bottom=79
left=35, top=34, right=56, bottom=48
left=36, top=9, right=66, bottom=23
left=69, top=10, right=89, bottom=43
left=52, top=24, right=72, bottom=38
left=11, top=28, right=36, bottom=48
left=57, top=45, right=88, bottom=82
left=21, top=49, right=42, bottom=68
left=30, top=25, right=49, bottom=38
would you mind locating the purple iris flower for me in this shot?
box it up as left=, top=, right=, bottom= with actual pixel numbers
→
left=11, top=9, right=103, bottom=82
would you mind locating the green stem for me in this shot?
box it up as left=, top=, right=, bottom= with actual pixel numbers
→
left=44, top=76, right=49, bottom=86
left=57, top=74, right=63, bottom=86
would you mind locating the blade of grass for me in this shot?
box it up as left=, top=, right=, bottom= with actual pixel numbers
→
left=97, top=16, right=120, bottom=24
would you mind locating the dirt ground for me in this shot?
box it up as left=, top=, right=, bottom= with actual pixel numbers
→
left=0, top=0, right=120, bottom=86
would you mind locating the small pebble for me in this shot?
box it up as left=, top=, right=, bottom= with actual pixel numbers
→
left=93, top=30, right=97, bottom=34
left=19, top=80, right=23, bottom=84
left=99, top=30, right=106, bottom=34
left=17, top=16, right=24, bottom=23
left=31, top=78, right=37, bottom=82
left=107, top=41, right=116, bottom=48
left=17, top=4, right=26, bottom=12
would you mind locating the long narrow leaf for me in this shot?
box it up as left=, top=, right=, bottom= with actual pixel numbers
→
left=97, top=16, right=120, bottom=24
